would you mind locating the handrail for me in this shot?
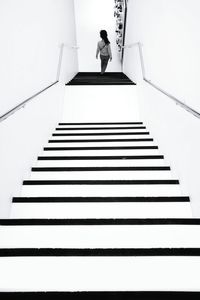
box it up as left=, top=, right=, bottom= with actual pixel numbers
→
left=124, top=42, right=200, bottom=119
left=0, top=81, right=58, bottom=123
left=0, top=42, right=79, bottom=123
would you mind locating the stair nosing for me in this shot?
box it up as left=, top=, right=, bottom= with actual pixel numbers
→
left=59, top=122, right=143, bottom=125
left=12, top=196, right=189, bottom=203
left=22, top=179, right=179, bottom=185
left=0, top=292, right=199, bottom=299
left=43, top=146, right=158, bottom=151
left=0, top=217, right=195, bottom=226
left=37, top=155, right=164, bottom=160
left=31, top=166, right=170, bottom=172
left=52, top=132, right=150, bottom=136
left=0, top=248, right=199, bottom=256
left=49, top=138, right=154, bottom=143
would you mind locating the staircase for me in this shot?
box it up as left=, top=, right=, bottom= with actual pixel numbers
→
left=1, top=73, right=200, bottom=298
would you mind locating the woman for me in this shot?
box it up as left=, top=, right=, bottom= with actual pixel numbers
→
left=96, top=30, right=112, bottom=74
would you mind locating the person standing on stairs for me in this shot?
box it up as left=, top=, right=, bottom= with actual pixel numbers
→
left=96, top=30, right=112, bottom=75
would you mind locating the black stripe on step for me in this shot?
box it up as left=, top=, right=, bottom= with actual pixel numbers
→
left=0, top=218, right=195, bottom=226
left=49, top=138, right=154, bottom=143
left=12, top=196, right=189, bottom=203
left=31, top=166, right=170, bottom=172
left=52, top=132, right=150, bottom=136
left=0, top=292, right=199, bottom=300
left=23, top=179, right=179, bottom=185
left=56, top=126, right=146, bottom=130
left=43, top=146, right=158, bottom=151
left=59, top=122, right=143, bottom=125
left=0, top=248, right=200, bottom=256
left=38, top=155, right=164, bottom=160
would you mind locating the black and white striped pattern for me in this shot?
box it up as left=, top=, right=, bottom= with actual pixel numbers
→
left=0, top=122, right=199, bottom=293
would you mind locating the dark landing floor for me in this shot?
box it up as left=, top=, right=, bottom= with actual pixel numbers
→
left=66, top=72, right=136, bottom=85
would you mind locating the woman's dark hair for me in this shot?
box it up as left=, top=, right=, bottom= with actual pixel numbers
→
left=100, top=30, right=110, bottom=45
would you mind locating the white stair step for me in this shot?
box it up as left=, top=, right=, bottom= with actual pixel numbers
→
left=47, top=141, right=156, bottom=147
left=57, top=123, right=144, bottom=128
left=41, top=149, right=160, bottom=157
left=20, top=184, right=182, bottom=197
left=0, top=257, right=200, bottom=291
left=54, top=129, right=148, bottom=134
left=11, top=202, right=191, bottom=218
left=0, top=223, right=198, bottom=248
left=52, top=134, right=151, bottom=140
left=35, top=159, right=167, bottom=167
left=29, top=170, right=172, bottom=180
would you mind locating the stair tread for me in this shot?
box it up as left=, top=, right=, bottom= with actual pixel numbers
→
left=0, top=258, right=199, bottom=291
left=49, top=138, right=154, bottom=142
left=59, top=122, right=143, bottom=125
left=56, top=126, right=146, bottom=130
left=52, top=132, right=150, bottom=136
left=11, top=202, right=190, bottom=218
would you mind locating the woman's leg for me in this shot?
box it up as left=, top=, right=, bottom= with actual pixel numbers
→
left=102, top=56, right=109, bottom=73
left=100, top=55, right=109, bottom=74
left=100, top=55, right=104, bottom=74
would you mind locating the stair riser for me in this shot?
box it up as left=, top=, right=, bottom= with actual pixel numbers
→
left=52, top=135, right=151, bottom=140
left=55, top=128, right=147, bottom=132
left=35, top=160, right=167, bottom=167
left=58, top=123, right=143, bottom=128
left=0, top=257, right=199, bottom=290
left=11, top=202, right=191, bottom=218
left=0, top=225, right=198, bottom=248
left=20, top=185, right=182, bottom=197
left=42, top=150, right=159, bottom=157
left=48, top=141, right=156, bottom=147
left=29, top=171, right=172, bottom=180
left=58, top=122, right=143, bottom=125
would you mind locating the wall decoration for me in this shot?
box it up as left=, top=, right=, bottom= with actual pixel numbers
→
left=114, top=0, right=128, bottom=61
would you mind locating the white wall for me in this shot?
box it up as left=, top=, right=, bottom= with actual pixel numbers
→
left=74, top=0, right=121, bottom=72
left=123, top=0, right=200, bottom=215
left=0, top=0, right=78, bottom=217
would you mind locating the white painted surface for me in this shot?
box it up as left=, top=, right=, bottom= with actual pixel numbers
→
left=20, top=184, right=182, bottom=198
left=123, top=0, right=200, bottom=216
left=41, top=149, right=160, bottom=156
left=11, top=202, right=191, bottom=219
left=0, top=225, right=199, bottom=248
left=51, top=134, right=151, bottom=140
left=74, top=0, right=121, bottom=72
left=54, top=129, right=148, bottom=134
left=57, top=124, right=144, bottom=128
left=62, top=86, right=140, bottom=122
left=0, top=257, right=200, bottom=291
left=0, top=0, right=78, bottom=217
left=0, top=84, right=64, bottom=217
left=47, top=141, right=157, bottom=147
left=30, top=170, right=172, bottom=180
left=0, top=0, right=78, bottom=115
left=35, top=159, right=168, bottom=167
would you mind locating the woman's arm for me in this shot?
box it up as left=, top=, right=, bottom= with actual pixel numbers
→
left=108, top=44, right=112, bottom=61
left=96, top=43, right=100, bottom=59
